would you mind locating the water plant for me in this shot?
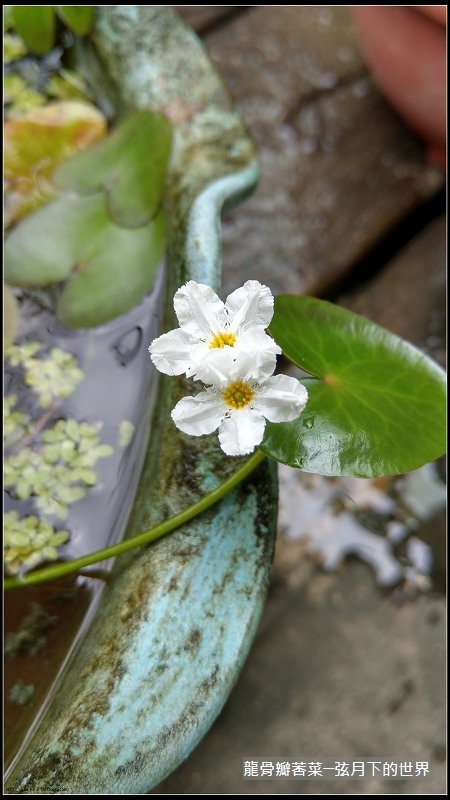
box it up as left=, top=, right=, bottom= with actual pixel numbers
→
left=10, top=6, right=94, bottom=56
left=3, top=7, right=446, bottom=796
left=4, top=280, right=446, bottom=589
left=3, top=11, right=172, bottom=587
left=3, top=341, right=114, bottom=574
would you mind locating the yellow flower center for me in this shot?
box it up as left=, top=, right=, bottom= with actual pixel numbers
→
left=222, top=380, right=254, bottom=410
left=209, top=331, right=237, bottom=349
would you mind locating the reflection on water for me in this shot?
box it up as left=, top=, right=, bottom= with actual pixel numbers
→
left=4, top=266, right=165, bottom=772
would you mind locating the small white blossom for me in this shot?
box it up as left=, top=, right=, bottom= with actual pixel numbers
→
left=171, top=352, right=308, bottom=456
left=149, top=279, right=281, bottom=383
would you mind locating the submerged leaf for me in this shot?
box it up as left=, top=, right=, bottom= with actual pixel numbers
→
left=54, top=111, right=172, bottom=228
left=262, top=295, right=447, bottom=477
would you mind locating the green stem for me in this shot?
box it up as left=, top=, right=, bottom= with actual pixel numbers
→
left=4, top=449, right=267, bottom=590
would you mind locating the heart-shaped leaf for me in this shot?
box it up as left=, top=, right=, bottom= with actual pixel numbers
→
left=54, top=111, right=172, bottom=228
left=4, top=101, right=106, bottom=229
left=54, top=6, right=94, bottom=35
left=261, top=295, right=446, bottom=477
left=57, top=209, right=164, bottom=329
left=12, top=6, right=56, bottom=55
left=4, top=194, right=165, bottom=328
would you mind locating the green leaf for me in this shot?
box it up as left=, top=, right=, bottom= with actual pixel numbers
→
left=261, top=295, right=447, bottom=477
left=56, top=206, right=165, bottom=328
left=4, top=6, right=15, bottom=30
left=4, top=101, right=106, bottom=229
left=4, top=193, right=165, bottom=327
left=54, top=6, right=94, bottom=35
left=54, top=111, right=172, bottom=228
left=12, top=6, right=55, bottom=55
left=4, top=194, right=100, bottom=286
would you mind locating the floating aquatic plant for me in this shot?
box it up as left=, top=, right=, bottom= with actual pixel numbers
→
left=54, top=111, right=172, bottom=228
left=4, top=404, right=114, bottom=521
left=3, top=395, right=28, bottom=448
left=11, top=6, right=94, bottom=56
left=4, top=101, right=107, bottom=228
left=3, top=74, right=46, bottom=117
left=5, top=276, right=446, bottom=591
left=118, top=420, right=135, bottom=448
left=3, top=511, right=70, bottom=575
left=4, top=4, right=95, bottom=128
left=3, top=32, right=27, bottom=64
left=6, top=343, right=84, bottom=408
left=4, top=421, right=113, bottom=521
left=3, top=343, right=114, bottom=574
left=5, top=112, right=171, bottom=328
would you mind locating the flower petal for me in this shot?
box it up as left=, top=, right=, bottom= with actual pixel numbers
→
left=226, top=280, right=274, bottom=332
left=218, top=408, right=266, bottom=456
left=174, top=281, right=227, bottom=339
left=148, top=328, right=193, bottom=376
left=194, top=331, right=280, bottom=387
left=234, top=328, right=281, bottom=379
left=192, top=346, right=240, bottom=387
left=171, top=390, right=225, bottom=436
left=254, top=374, right=308, bottom=422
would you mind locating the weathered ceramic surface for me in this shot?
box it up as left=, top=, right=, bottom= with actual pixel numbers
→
left=5, top=6, right=277, bottom=794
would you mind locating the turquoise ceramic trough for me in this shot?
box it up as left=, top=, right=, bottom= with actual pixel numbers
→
left=5, top=6, right=278, bottom=794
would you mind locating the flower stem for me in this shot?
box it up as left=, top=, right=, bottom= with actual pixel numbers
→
left=4, top=449, right=267, bottom=590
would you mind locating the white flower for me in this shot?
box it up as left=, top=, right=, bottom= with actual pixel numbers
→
left=149, top=279, right=281, bottom=384
left=171, top=352, right=308, bottom=456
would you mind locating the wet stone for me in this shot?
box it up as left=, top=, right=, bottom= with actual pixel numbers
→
left=199, top=6, right=443, bottom=297
left=339, top=214, right=446, bottom=369
left=175, top=6, right=244, bottom=33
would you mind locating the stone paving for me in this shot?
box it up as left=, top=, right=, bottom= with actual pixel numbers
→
left=154, top=7, right=446, bottom=794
